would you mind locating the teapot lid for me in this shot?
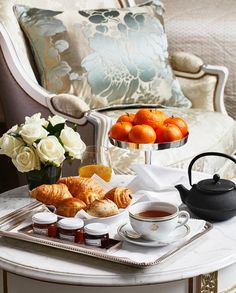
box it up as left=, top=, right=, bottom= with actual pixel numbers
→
left=197, top=174, right=235, bottom=193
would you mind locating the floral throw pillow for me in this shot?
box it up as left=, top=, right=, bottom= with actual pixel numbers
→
left=14, top=2, right=191, bottom=109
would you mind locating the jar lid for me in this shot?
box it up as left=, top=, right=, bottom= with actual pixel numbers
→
left=58, top=218, right=84, bottom=230
left=32, top=212, right=57, bottom=224
left=84, top=223, right=109, bottom=235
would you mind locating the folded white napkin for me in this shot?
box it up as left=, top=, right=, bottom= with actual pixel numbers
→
left=127, top=164, right=208, bottom=193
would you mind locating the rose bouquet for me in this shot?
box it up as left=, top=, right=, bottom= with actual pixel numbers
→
left=0, top=113, right=86, bottom=188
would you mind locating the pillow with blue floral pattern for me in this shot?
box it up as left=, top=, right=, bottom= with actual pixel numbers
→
left=14, top=1, right=191, bottom=109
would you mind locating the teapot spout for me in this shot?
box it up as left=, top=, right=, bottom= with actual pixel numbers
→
left=175, top=184, right=190, bottom=204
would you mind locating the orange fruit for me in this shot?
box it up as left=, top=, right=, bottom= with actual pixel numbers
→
left=133, top=109, right=168, bottom=129
left=117, top=113, right=135, bottom=124
left=164, top=116, right=188, bottom=137
left=155, top=124, right=183, bottom=143
left=128, top=124, right=156, bottom=144
left=109, top=122, right=133, bottom=141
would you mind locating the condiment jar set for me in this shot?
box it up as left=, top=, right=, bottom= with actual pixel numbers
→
left=58, top=218, right=84, bottom=243
left=32, top=212, right=110, bottom=248
left=84, top=223, right=109, bottom=248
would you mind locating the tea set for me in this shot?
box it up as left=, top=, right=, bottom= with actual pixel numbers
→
left=41, top=151, right=236, bottom=247
left=118, top=152, right=236, bottom=246
left=175, top=152, right=236, bottom=221
left=118, top=201, right=190, bottom=247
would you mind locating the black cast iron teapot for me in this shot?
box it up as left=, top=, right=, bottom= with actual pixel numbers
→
left=175, top=152, right=236, bottom=221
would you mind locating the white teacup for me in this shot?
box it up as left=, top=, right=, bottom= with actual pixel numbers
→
left=128, top=201, right=190, bottom=241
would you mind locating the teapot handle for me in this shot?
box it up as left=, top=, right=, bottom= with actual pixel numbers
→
left=188, top=152, right=236, bottom=186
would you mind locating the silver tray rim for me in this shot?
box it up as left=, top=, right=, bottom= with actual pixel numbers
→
left=109, top=134, right=188, bottom=151
left=0, top=201, right=212, bottom=268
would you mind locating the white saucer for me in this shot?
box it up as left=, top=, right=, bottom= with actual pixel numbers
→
left=117, top=223, right=190, bottom=247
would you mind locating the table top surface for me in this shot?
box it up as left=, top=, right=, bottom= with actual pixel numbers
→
left=0, top=175, right=236, bottom=286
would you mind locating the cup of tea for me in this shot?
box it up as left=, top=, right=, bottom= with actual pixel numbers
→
left=128, top=201, right=190, bottom=241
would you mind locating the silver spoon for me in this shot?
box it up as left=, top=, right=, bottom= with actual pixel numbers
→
left=124, top=229, right=170, bottom=245
left=124, top=230, right=142, bottom=239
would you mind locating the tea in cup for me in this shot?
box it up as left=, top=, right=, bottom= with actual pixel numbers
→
left=128, top=201, right=190, bottom=241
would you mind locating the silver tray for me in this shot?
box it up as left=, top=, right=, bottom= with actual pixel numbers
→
left=109, top=134, right=188, bottom=151
left=0, top=201, right=212, bottom=268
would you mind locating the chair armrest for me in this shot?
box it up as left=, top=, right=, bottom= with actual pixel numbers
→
left=170, top=51, right=229, bottom=115
left=49, top=94, right=90, bottom=120
left=202, top=64, right=228, bottom=115
left=170, top=51, right=204, bottom=74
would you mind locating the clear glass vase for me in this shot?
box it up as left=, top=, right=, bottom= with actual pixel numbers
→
left=26, top=165, right=62, bottom=191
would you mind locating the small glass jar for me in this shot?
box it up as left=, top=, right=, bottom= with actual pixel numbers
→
left=58, top=218, right=84, bottom=243
left=32, top=212, right=57, bottom=237
left=84, top=223, right=109, bottom=248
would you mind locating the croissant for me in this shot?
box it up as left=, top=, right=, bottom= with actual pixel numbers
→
left=56, top=198, right=86, bottom=217
left=86, top=198, right=119, bottom=218
left=58, top=177, right=106, bottom=198
left=105, top=187, right=132, bottom=208
left=31, top=183, right=72, bottom=207
left=76, top=191, right=104, bottom=206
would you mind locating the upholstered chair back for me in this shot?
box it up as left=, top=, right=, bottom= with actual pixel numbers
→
left=0, top=0, right=131, bottom=82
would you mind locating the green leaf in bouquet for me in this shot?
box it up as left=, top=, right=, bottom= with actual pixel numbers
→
left=46, top=122, right=65, bottom=137
left=72, top=124, right=78, bottom=131
left=10, top=132, right=21, bottom=138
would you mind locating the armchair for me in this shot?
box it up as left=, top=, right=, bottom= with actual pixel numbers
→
left=0, top=0, right=235, bottom=190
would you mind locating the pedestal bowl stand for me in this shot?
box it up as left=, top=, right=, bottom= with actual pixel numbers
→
left=109, top=135, right=189, bottom=165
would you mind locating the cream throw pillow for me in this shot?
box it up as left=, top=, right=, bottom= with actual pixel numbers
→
left=14, top=2, right=191, bottom=109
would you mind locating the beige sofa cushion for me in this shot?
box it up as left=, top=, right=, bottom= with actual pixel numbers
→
left=14, top=2, right=191, bottom=109
left=104, top=108, right=236, bottom=179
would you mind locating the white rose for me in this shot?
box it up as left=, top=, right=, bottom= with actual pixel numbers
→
left=19, top=124, right=48, bottom=145
left=36, top=136, right=65, bottom=167
left=25, top=113, right=46, bottom=126
left=0, top=134, right=24, bottom=158
left=7, top=125, right=19, bottom=134
left=48, top=115, right=66, bottom=126
left=60, top=125, right=86, bottom=159
left=12, top=146, right=40, bottom=172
